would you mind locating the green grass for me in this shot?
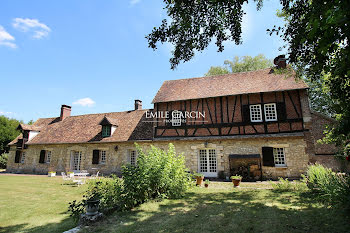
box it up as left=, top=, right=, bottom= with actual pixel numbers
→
left=81, top=182, right=350, bottom=233
left=0, top=175, right=86, bottom=233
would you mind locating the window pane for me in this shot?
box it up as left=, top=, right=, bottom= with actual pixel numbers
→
left=273, top=148, right=286, bottom=166
left=21, top=152, right=26, bottom=163
left=199, top=149, right=208, bottom=172
left=46, top=151, right=51, bottom=163
left=208, top=149, right=217, bottom=172
left=130, top=150, right=137, bottom=166
left=100, top=151, right=106, bottom=164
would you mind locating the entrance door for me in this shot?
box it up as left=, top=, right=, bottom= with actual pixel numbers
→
left=71, top=151, right=82, bottom=172
left=199, top=149, right=217, bottom=177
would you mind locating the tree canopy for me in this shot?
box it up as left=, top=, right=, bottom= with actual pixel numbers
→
left=0, top=116, right=22, bottom=154
left=205, top=54, right=272, bottom=76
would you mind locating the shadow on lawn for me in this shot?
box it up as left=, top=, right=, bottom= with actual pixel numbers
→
left=0, top=216, right=75, bottom=233
left=82, top=189, right=350, bottom=233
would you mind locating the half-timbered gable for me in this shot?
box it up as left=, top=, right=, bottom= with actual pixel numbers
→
left=152, top=69, right=308, bottom=138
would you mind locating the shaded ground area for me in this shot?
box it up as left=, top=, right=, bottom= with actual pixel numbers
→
left=81, top=182, right=350, bottom=233
left=0, top=175, right=85, bottom=233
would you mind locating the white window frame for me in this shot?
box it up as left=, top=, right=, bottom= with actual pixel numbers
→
left=198, top=149, right=217, bottom=177
left=46, top=151, right=52, bottom=164
left=249, top=104, right=263, bottom=122
left=20, top=152, right=26, bottom=163
left=100, top=150, right=106, bottom=164
left=129, top=150, right=137, bottom=166
left=264, top=103, right=277, bottom=121
left=172, top=111, right=182, bottom=126
left=273, top=148, right=286, bottom=167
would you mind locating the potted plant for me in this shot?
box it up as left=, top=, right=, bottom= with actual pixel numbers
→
left=48, top=171, right=56, bottom=177
left=204, top=179, right=210, bottom=188
left=231, top=175, right=242, bottom=187
left=194, top=172, right=204, bottom=186
left=67, top=171, right=74, bottom=178
left=86, top=197, right=100, bottom=216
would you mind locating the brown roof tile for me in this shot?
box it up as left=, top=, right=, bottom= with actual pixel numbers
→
left=152, top=68, right=308, bottom=103
left=9, top=110, right=153, bottom=145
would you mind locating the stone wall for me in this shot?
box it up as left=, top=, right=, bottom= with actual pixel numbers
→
left=7, top=134, right=309, bottom=179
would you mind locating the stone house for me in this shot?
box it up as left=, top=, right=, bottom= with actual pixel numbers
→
left=6, top=61, right=339, bottom=179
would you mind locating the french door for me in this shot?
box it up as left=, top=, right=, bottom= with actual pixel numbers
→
left=199, top=149, right=217, bottom=177
left=71, top=151, right=82, bottom=172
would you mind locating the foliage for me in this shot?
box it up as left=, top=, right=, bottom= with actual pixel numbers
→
left=205, top=179, right=210, bottom=185
left=193, top=172, right=204, bottom=178
left=146, top=0, right=264, bottom=69
left=0, top=116, right=22, bottom=154
left=271, top=177, right=307, bottom=192
left=68, top=176, right=123, bottom=220
left=305, top=164, right=350, bottom=209
left=206, top=54, right=272, bottom=76
left=122, top=143, right=191, bottom=210
left=231, top=175, right=242, bottom=180
left=0, top=153, right=8, bottom=169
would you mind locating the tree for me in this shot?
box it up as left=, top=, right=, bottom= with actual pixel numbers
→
left=0, top=116, right=22, bottom=154
left=205, top=54, right=272, bottom=76
left=148, top=0, right=350, bottom=157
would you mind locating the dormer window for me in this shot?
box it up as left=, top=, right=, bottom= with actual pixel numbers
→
left=99, top=116, right=118, bottom=138
left=102, top=125, right=111, bottom=137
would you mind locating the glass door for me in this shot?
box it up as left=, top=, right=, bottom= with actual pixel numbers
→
left=199, top=149, right=217, bottom=177
left=71, top=151, right=82, bottom=172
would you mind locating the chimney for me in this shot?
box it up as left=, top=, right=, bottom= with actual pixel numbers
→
left=60, top=105, right=71, bottom=121
left=134, top=100, right=142, bottom=110
left=274, top=55, right=287, bottom=69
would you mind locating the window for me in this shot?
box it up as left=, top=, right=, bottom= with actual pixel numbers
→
left=100, top=150, right=106, bottom=164
left=46, top=151, right=51, bottom=164
left=273, top=148, right=286, bottom=167
left=172, top=111, right=182, bottom=126
left=249, top=104, right=262, bottom=122
left=20, top=152, right=26, bottom=163
left=129, top=150, right=137, bottom=166
left=102, top=125, right=111, bottom=137
left=264, top=103, right=277, bottom=121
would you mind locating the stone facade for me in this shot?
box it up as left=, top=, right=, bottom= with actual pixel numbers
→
left=7, top=134, right=309, bottom=179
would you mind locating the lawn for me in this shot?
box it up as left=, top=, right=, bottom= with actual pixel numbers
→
left=80, top=182, right=350, bottom=233
left=0, top=175, right=85, bottom=233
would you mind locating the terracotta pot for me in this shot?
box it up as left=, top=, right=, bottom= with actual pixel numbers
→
left=196, top=176, right=204, bottom=186
left=232, top=179, right=241, bottom=187
left=204, top=184, right=209, bottom=188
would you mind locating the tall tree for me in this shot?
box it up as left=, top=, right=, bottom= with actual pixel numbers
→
left=0, top=116, right=21, bottom=154
left=148, top=0, right=350, bottom=156
left=205, top=54, right=272, bottom=76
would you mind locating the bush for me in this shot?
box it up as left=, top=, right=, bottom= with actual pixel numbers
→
left=68, top=175, right=123, bottom=220
left=0, top=153, right=8, bottom=169
left=122, top=143, right=191, bottom=210
left=271, top=177, right=307, bottom=192
left=305, top=164, right=350, bottom=208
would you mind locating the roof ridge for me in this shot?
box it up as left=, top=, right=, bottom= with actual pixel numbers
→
left=163, top=68, right=273, bottom=83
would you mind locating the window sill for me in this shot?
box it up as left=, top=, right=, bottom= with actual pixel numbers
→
left=275, top=166, right=288, bottom=169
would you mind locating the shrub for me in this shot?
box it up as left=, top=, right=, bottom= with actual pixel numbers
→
left=0, top=153, right=8, bottom=169
left=122, top=143, right=191, bottom=210
left=271, top=177, right=307, bottom=192
left=68, top=175, right=123, bottom=220
left=305, top=164, right=350, bottom=208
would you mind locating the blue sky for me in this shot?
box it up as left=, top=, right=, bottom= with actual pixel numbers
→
left=0, top=0, right=285, bottom=122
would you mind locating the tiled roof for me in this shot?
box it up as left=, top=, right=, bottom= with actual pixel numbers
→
left=17, top=123, right=43, bottom=131
left=152, top=68, right=308, bottom=103
left=9, top=110, right=153, bottom=145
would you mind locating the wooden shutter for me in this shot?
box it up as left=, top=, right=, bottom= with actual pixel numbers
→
left=242, top=105, right=250, bottom=123
left=262, top=147, right=274, bottom=167
left=92, top=150, right=100, bottom=164
left=39, top=150, right=46, bottom=163
left=277, top=102, right=287, bottom=121
left=15, top=151, right=21, bottom=163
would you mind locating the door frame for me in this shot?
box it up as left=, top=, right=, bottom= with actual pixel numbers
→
left=198, top=148, right=218, bottom=177
left=70, top=151, right=82, bottom=172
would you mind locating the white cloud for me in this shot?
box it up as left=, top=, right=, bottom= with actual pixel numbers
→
left=0, top=25, right=17, bottom=48
left=0, top=111, right=14, bottom=116
left=130, top=0, right=141, bottom=6
left=12, top=18, right=51, bottom=39
left=72, top=98, right=95, bottom=107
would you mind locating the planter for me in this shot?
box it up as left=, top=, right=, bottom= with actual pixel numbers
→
left=86, top=200, right=100, bottom=216
left=196, top=176, right=204, bottom=186
left=232, top=178, right=241, bottom=187
left=48, top=172, right=56, bottom=177
left=204, top=184, right=209, bottom=188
